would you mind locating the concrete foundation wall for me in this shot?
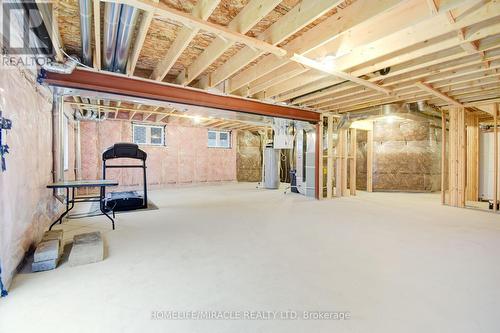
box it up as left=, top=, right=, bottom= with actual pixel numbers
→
left=79, top=121, right=237, bottom=191
left=373, top=119, right=441, bottom=192
left=0, top=67, right=62, bottom=291
left=236, top=130, right=262, bottom=182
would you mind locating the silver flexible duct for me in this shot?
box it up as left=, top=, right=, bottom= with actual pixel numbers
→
left=42, top=55, right=79, bottom=74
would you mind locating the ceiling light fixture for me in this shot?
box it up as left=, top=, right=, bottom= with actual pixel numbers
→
left=193, top=115, right=202, bottom=124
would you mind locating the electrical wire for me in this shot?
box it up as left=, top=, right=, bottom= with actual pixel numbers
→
left=59, top=48, right=94, bottom=69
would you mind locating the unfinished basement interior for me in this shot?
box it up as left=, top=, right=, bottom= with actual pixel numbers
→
left=1, top=0, right=500, bottom=331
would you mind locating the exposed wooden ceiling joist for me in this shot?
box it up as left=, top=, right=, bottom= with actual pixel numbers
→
left=270, top=0, right=500, bottom=103
left=176, top=0, right=284, bottom=86
left=246, top=62, right=309, bottom=96
left=204, top=0, right=346, bottom=89
left=150, top=0, right=221, bottom=81
left=324, top=77, right=487, bottom=113
left=309, top=47, right=500, bottom=109
left=291, top=54, right=393, bottom=95
left=318, top=55, right=500, bottom=112
left=416, top=81, right=464, bottom=107
left=127, top=0, right=160, bottom=75
left=51, top=0, right=500, bottom=115
left=300, top=46, right=500, bottom=107
left=107, top=0, right=286, bottom=56
left=228, top=0, right=407, bottom=94
left=69, top=101, right=270, bottom=130
left=36, top=0, right=64, bottom=62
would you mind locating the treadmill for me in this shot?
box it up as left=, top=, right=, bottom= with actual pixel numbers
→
left=102, top=143, right=148, bottom=212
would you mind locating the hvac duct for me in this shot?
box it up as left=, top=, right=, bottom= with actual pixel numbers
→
left=263, top=147, right=280, bottom=189
left=78, top=0, right=92, bottom=66
left=42, top=55, right=79, bottom=74
left=328, top=102, right=442, bottom=146
left=102, top=3, right=139, bottom=73
left=336, top=103, right=441, bottom=130
left=103, top=2, right=121, bottom=71
left=75, top=109, right=107, bottom=122
left=407, top=101, right=443, bottom=118
left=113, top=5, right=139, bottom=73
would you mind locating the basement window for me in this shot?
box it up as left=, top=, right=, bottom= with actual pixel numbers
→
left=208, top=130, right=231, bottom=148
left=132, top=123, right=165, bottom=146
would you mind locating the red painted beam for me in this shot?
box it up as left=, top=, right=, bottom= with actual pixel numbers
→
left=41, top=69, right=320, bottom=123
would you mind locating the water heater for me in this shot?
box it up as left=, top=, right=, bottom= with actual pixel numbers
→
left=263, top=147, right=280, bottom=189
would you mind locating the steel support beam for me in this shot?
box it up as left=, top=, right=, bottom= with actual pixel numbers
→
left=40, top=69, right=320, bottom=123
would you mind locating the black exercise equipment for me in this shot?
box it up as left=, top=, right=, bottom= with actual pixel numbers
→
left=102, top=143, right=148, bottom=212
left=0, top=110, right=12, bottom=172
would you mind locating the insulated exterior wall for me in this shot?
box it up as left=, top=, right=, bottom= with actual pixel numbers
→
left=356, top=130, right=368, bottom=190
left=0, top=67, right=62, bottom=291
left=372, top=119, right=441, bottom=192
left=79, top=121, right=237, bottom=192
left=236, top=130, right=262, bottom=182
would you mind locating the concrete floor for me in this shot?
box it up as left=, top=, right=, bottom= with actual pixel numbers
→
left=1, top=183, right=500, bottom=332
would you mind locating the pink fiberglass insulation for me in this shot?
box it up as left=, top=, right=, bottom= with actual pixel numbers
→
left=79, top=120, right=237, bottom=193
left=0, top=67, right=63, bottom=291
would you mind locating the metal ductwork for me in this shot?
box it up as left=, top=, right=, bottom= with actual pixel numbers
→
left=381, top=103, right=406, bottom=116
left=42, top=55, right=79, bottom=74
left=78, top=0, right=92, bottom=66
left=103, top=2, right=121, bottom=71
left=75, top=109, right=107, bottom=122
left=328, top=102, right=443, bottom=146
left=336, top=102, right=441, bottom=129
left=102, top=3, right=139, bottom=73
left=407, top=101, right=442, bottom=118
left=113, top=5, right=139, bottom=73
